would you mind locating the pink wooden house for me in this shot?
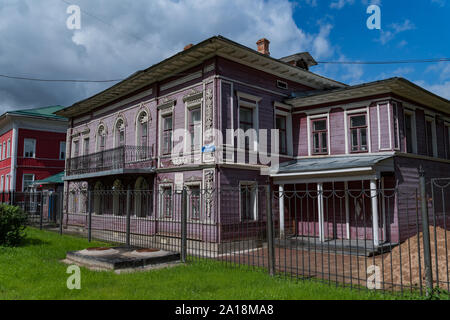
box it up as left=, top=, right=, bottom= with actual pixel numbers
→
left=56, top=36, right=450, bottom=249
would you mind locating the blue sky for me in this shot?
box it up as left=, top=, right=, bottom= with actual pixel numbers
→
left=291, top=0, right=450, bottom=96
left=0, top=0, right=449, bottom=111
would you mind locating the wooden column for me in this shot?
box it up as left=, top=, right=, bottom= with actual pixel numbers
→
left=279, top=184, right=285, bottom=239
left=370, top=179, right=379, bottom=246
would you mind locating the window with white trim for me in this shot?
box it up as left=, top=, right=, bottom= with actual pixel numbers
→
left=72, top=140, right=80, bottom=158
left=187, top=184, right=201, bottom=220
left=23, top=139, right=36, bottom=158
left=311, top=118, right=328, bottom=155
left=60, top=142, right=66, bottom=160
left=97, top=125, right=106, bottom=152
left=2, top=142, right=5, bottom=159
left=7, top=139, right=10, bottom=158
left=83, top=138, right=89, bottom=156
left=0, top=176, right=3, bottom=192
left=0, top=143, right=3, bottom=161
left=160, top=185, right=173, bottom=218
left=115, top=118, right=125, bottom=148
left=188, top=107, right=202, bottom=152
left=162, top=114, right=173, bottom=155
left=349, top=114, right=368, bottom=153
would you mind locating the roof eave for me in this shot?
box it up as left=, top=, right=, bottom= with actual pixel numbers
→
left=57, top=36, right=347, bottom=118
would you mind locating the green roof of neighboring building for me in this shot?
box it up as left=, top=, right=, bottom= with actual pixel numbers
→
left=33, top=171, right=65, bottom=186
left=6, top=105, right=67, bottom=121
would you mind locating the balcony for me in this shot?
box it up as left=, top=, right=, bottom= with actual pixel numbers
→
left=66, top=145, right=155, bottom=179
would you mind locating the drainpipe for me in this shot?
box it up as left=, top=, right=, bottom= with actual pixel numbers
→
left=10, top=121, right=18, bottom=192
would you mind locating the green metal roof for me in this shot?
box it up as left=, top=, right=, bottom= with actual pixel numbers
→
left=33, top=171, right=65, bottom=185
left=7, top=105, right=67, bottom=121
left=272, top=155, right=394, bottom=175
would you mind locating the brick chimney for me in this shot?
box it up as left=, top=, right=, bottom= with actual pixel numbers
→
left=184, top=43, right=193, bottom=50
left=256, top=38, right=270, bottom=55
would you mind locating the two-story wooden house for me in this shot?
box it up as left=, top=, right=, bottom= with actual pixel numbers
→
left=56, top=36, right=450, bottom=248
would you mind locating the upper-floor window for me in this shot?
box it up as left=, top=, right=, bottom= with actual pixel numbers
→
left=312, top=118, right=328, bottom=155
left=137, top=111, right=149, bottom=148
left=60, top=142, right=66, bottom=160
left=24, top=139, right=36, bottom=158
left=239, top=107, right=254, bottom=150
left=2, top=142, right=5, bottom=159
left=349, top=114, right=368, bottom=153
left=115, top=118, right=125, bottom=148
left=73, top=140, right=80, bottom=158
left=393, top=103, right=400, bottom=150
left=162, top=114, right=173, bottom=155
left=97, top=125, right=106, bottom=151
left=405, top=112, right=414, bottom=153
left=188, top=107, right=202, bottom=152
left=445, top=125, right=450, bottom=160
left=0, top=144, right=3, bottom=161
left=425, top=119, right=435, bottom=157
left=83, top=138, right=89, bottom=156
left=7, top=139, right=10, bottom=158
left=276, top=115, right=287, bottom=155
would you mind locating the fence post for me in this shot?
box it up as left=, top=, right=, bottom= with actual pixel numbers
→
left=419, top=166, right=433, bottom=295
left=59, top=191, right=64, bottom=235
left=126, top=189, right=131, bottom=246
left=181, top=187, right=187, bottom=263
left=39, top=192, right=43, bottom=230
left=266, top=185, right=276, bottom=276
left=88, top=191, right=92, bottom=242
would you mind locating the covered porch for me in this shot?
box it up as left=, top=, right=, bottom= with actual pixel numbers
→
left=270, top=155, right=397, bottom=252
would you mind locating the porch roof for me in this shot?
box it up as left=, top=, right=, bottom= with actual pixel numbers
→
left=270, top=154, right=394, bottom=183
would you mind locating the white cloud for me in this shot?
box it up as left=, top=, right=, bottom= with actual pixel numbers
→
left=414, top=80, right=450, bottom=99
left=330, top=0, right=355, bottom=9
left=376, top=19, right=415, bottom=45
left=431, top=0, right=446, bottom=7
left=0, top=0, right=336, bottom=111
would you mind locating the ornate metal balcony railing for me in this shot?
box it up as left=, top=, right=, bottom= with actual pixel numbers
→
left=66, top=145, right=154, bottom=177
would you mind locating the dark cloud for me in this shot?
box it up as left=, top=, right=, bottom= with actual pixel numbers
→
left=0, top=0, right=336, bottom=112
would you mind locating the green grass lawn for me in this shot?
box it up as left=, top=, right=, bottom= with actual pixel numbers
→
left=0, top=228, right=416, bottom=300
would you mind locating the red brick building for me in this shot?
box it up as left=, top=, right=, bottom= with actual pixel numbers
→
left=0, top=106, right=67, bottom=192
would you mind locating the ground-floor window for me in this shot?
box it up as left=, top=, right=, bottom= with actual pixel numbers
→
left=187, top=184, right=201, bottom=220
left=160, top=185, right=172, bottom=218
left=240, top=182, right=257, bottom=221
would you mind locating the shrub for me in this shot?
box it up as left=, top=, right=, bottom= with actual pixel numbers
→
left=0, top=204, right=28, bottom=246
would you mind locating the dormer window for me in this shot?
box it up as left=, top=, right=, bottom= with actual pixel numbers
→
left=276, top=80, right=288, bottom=90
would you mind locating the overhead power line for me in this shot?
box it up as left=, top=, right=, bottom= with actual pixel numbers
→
left=317, top=58, right=450, bottom=65
left=0, top=74, right=122, bottom=83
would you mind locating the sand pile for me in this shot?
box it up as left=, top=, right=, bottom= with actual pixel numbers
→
left=380, top=226, right=450, bottom=289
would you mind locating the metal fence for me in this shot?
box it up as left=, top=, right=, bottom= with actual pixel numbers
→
left=4, top=173, right=450, bottom=297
